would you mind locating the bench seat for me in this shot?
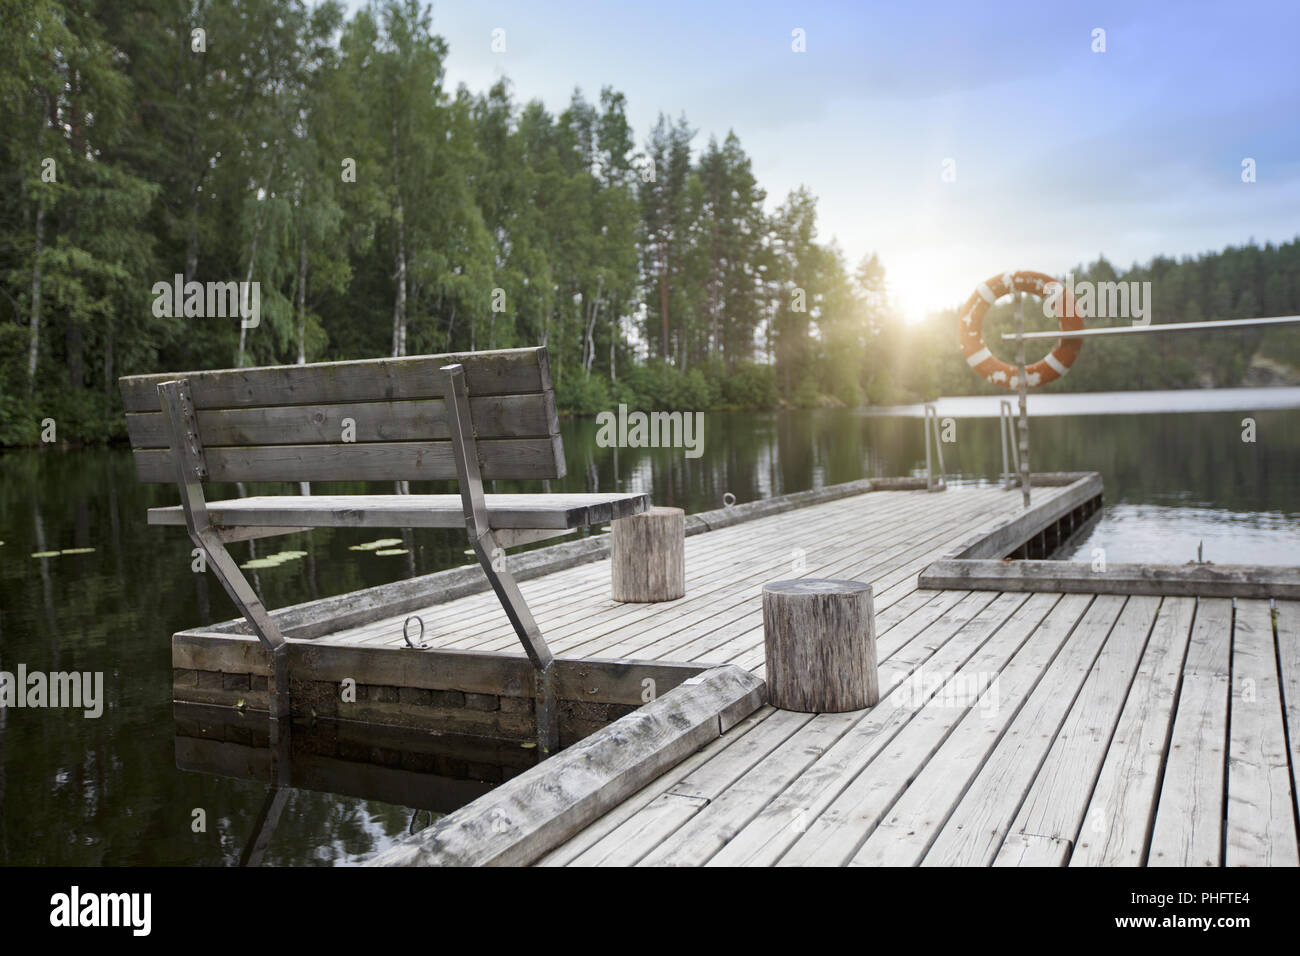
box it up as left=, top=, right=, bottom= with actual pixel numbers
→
left=147, top=492, right=649, bottom=531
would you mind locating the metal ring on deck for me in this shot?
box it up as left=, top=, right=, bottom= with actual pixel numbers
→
left=723, top=492, right=736, bottom=508
left=403, top=615, right=427, bottom=649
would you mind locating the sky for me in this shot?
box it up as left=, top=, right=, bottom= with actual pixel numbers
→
left=346, top=0, right=1300, bottom=323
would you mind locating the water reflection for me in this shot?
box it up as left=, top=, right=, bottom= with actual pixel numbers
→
left=174, top=705, right=530, bottom=866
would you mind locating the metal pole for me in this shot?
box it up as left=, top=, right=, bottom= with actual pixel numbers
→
left=924, top=405, right=934, bottom=491
left=1000, top=312, right=1300, bottom=341
left=1015, top=293, right=1030, bottom=508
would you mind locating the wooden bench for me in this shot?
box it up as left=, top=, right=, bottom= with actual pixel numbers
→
left=119, top=346, right=648, bottom=749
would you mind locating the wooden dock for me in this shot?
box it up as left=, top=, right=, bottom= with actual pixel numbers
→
left=171, top=475, right=1299, bottom=867
left=539, top=592, right=1297, bottom=867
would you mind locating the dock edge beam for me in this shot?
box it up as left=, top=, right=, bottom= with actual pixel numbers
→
left=364, top=665, right=765, bottom=867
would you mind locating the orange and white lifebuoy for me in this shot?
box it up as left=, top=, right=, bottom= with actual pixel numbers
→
left=958, top=270, right=1084, bottom=389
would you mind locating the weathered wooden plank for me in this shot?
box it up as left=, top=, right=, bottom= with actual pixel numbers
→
left=535, top=709, right=776, bottom=866
left=132, top=437, right=563, bottom=483
left=685, top=479, right=875, bottom=532
left=148, top=492, right=649, bottom=531
left=119, top=347, right=549, bottom=412
left=1068, top=597, right=1198, bottom=866
left=852, top=593, right=1096, bottom=866
left=923, top=595, right=1125, bottom=866
left=567, top=708, right=817, bottom=866
left=446, top=489, right=937, bottom=661
left=172, top=636, right=705, bottom=707
left=640, top=709, right=863, bottom=867
left=921, top=559, right=1300, bottom=600
left=1148, top=598, right=1233, bottom=866
left=365, top=666, right=765, bottom=866
left=212, top=524, right=312, bottom=543
left=442, top=490, right=963, bottom=667
left=570, top=490, right=999, bottom=666
left=1225, top=599, right=1298, bottom=866
left=991, top=832, right=1071, bottom=867
left=1277, top=601, right=1300, bottom=845
left=126, top=394, right=553, bottom=448
left=1003, top=596, right=1162, bottom=855
left=607, top=591, right=1005, bottom=866
left=384, top=488, right=1006, bottom=667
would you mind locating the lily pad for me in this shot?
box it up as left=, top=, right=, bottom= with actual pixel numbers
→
left=240, top=557, right=282, bottom=569
left=349, top=538, right=405, bottom=552
left=60, top=547, right=96, bottom=555
left=31, top=550, right=60, bottom=559
left=241, top=550, right=309, bottom=570
left=374, top=548, right=409, bottom=556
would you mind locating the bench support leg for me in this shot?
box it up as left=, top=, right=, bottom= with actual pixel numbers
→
left=471, top=529, right=559, bottom=754
left=159, top=379, right=291, bottom=719
left=443, top=363, right=559, bottom=754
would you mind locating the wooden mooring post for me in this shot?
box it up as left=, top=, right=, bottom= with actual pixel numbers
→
left=761, top=579, right=879, bottom=712
left=611, top=506, right=686, bottom=602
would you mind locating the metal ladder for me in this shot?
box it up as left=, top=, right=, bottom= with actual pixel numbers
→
left=923, top=404, right=947, bottom=492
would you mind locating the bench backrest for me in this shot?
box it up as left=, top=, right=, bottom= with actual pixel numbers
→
left=119, top=347, right=565, bottom=484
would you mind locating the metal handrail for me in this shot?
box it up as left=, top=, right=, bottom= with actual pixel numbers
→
left=999, top=400, right=1021, bottom=489
left=1001, top=313, right=1300, bottom=341
left=923, top=404, right=947, bottom=492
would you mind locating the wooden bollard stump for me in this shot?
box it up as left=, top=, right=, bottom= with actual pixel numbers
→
left=761, top=579, right=879, bottom=712
left=611, top=506, right=685, bottom=602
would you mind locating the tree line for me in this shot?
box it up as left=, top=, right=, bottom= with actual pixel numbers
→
left=2, top=0, right=1297, bottom=446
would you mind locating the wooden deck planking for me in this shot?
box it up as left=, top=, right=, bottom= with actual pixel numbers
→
left=1067, top=597, right=1198, bottom=866
left=328, top=488, right=930, bottom=648
left=638, top=597, right=1049, bottom=866
left=323, top=485, right=1053, bottom=669
left=550, top=589, right=1006, bottom=866
left=993, top=596, right=1163, bottom=864
left=702, top=593, right=1022, bottom=866
left=1225, top=599, right=1298, bottom=866
left=571, top=707, right=819, bottom=866
left=613, top=493, right=1008, bottom=670
left=771, top=593, right=1067, bottom=866
left=849, top=593, right=1098, bottom=866
left=685, top=497, right=1031, bottom=677
left=532, top=708, right=773, bottom=866
left=1277, top=601, right=1300, bottom=845
left=562, top=589, right=1011, bottom=867
left=527, top=489, right=1292, bottom=867
left=922, top=595, right=1126, bottom=866
left=485, top=487, right=1014, bottom=660
left=1147, top=599, right=1234, bottom=866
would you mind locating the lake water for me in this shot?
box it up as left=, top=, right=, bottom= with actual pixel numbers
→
left=0, top=388, right=1297, bottom=864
